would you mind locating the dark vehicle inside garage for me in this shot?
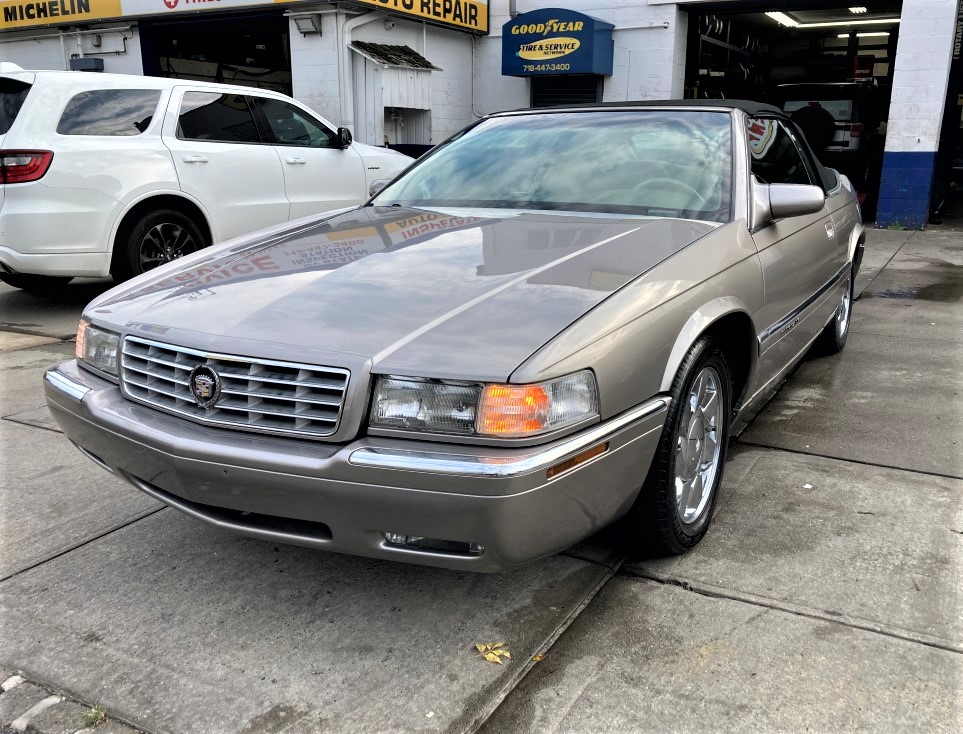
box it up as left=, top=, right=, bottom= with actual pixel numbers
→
left=682, top=1, right=961, bottom=222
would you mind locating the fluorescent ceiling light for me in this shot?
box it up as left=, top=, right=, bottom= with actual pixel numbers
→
left=766, top=11, right=799, bottom=27
left=837, top=31, right=890, bottom=38
left=799, top=18, right=900, bottom=28
left=849, top=6, right=868, bottom=13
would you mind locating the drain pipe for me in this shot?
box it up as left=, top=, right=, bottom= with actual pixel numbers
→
left=339, top=10, right=384, bottom=135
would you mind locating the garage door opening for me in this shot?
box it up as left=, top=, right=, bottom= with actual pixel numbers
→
left=684, top=2, right=902, bottom=218
left=139, top=11, right=292, bottom=96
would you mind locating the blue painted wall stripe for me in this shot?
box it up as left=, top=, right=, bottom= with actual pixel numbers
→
left=875, top=151, right=936, bottom=229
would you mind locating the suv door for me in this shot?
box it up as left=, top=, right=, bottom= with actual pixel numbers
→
left=163, top=88, right=288, bottom=242
left=250, top=96, right=366, bottom=219
left=750, top=117, right=845, bottom=384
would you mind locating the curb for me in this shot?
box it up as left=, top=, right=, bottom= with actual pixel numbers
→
left=0, top=671, right=143, bottom=734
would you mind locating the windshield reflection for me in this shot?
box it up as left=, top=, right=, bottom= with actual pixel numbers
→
left=373, top=111, right=733, bottom=223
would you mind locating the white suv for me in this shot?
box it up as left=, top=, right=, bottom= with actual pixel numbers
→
left=0, top=65, right=411, bottom=292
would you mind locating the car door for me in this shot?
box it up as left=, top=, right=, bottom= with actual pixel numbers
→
left=749, top=117, right=844, bottom=385
left=163, top=88, right=289, bottom=242
left=250, top=95, right=366, bottom=219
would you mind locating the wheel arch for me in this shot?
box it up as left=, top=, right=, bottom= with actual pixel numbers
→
left=660, top=298, right=758, bottom=412
left=108, top=192, right=215, bottom=277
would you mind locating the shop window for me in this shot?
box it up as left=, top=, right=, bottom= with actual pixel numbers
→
left=56, top=90, right=161, bottom=136
left=252, top=97, right=337, bottom=147
left=177, top=92, right=261, bottom=144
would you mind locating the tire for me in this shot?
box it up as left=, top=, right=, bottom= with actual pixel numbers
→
left=114, top=208, right=207, bottom=282
left=814, top=274, right=853, bottom=355
left=631, top=336, right=732, bottom=556
left=0, top=272, right=73, bottom=295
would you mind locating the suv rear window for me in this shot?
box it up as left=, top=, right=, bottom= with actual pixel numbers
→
left=0, top=78, right=31, bottom=135
left=57, top=89, right=161, bottom=136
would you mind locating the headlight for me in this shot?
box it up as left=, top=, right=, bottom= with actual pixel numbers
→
left=76, top=319, right=120, bottom=377
left=370, top=371, right=598, bottom=438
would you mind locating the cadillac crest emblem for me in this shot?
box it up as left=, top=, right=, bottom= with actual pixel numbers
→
left=189, top=365, right=221, bottom=409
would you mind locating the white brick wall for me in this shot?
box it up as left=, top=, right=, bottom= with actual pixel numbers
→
left=476, top=0, right=689, bottom=113
left=884, top=0, right=958, bottom=154
left=0, top=26, right=144, bottom=75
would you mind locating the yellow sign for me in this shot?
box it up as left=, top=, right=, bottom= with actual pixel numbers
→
left=517, top=37, right=580, bottom=61
left=1, top=0, right=120, bottom=29
left=350, top=0, right=488, bottom=34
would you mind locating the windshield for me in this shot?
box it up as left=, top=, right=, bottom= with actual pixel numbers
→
left=372, top=110, right=733, bottom=223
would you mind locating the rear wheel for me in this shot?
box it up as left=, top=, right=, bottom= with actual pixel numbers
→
left=114, top=209, right=207, bottom=282
left=0, top=273, right=73, bottom=295
left=630, top=337, right=732, bottom=556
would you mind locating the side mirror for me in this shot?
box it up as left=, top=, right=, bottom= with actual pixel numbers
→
left=751, top=178, right=825, bottom=229
left=337, top=127, right=352, bottom=149
left=368, top=179, right=391, bottom=197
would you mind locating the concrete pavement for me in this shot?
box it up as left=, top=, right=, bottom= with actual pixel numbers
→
left=1, top=225, right=960, bottom=733
left=483, top=224, right=962, bottom=731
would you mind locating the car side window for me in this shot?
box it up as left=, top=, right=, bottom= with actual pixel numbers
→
left=747, top=118, right=814, bottom=186
left=177, top=92, right=261, bottom=144
left=57, top=89, right=161, bottom=136
left=253, top=97, right=338, bottom=148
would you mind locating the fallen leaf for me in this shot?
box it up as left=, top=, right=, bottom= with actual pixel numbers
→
left=533, top=654, right=545, bottom=662
left=475, top=641, right=512, bottom=664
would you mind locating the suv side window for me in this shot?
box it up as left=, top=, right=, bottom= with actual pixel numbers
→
left=57, top=89, right=161, bottom=136
left=253, top=97, right=338, bottom=147
left=177, top=92, right=261, bottom=143
left=747, top=118, right=813, bottom=186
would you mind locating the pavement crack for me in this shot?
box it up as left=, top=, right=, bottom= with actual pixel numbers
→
left=620, top=567, right=963, bottom=656
left=734, top=440, right=963, bottom=482
left=0, top=507, right=167, bottom=584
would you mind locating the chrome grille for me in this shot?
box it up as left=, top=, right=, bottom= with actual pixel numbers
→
left=121, top=336, right=349, bottom=439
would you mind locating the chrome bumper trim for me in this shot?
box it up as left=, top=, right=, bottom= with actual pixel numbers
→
left=348, top=398, right=668, bottom=478
left=44, top=366, right=93, bottom=402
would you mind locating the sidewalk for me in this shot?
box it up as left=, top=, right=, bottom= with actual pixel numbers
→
left=482, top=225, right=963, bottom=732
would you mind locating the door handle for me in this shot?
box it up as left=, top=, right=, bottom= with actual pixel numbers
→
left=182, top=155, right=208, bottom=164
left=824, top=222, right=835, bottom=239
left=285, top=157, right=306, bottom=165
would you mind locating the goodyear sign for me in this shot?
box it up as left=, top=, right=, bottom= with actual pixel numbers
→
left=350, top=0, right=488, bottom=34
left=502, top=8, right=613, bottom=77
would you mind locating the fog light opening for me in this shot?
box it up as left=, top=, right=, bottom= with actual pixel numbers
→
left=546, top=441, right=609, bottom=480
left=383, top=533, right=485, bottom=555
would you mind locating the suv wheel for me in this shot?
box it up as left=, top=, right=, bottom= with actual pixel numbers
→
left=116, top=209, right=207, bottom=281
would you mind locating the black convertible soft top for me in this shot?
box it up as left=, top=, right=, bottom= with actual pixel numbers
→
left=501, top=99, right=787, bottom=118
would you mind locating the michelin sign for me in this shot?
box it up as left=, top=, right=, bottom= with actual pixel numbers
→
left=502, top=8, right=613, bottom=77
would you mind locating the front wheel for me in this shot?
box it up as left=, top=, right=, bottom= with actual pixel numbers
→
left=114, top=209, right=207, bottom=282
left=631, top=337, right=732, bottom=556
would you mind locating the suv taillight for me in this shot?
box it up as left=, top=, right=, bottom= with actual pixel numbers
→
left=0, top=150, right=53, bottom=184
left=849, top=123, right=864, bottom=138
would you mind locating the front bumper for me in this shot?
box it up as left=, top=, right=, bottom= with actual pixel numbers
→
left=45, top=361, right=668, bottom=572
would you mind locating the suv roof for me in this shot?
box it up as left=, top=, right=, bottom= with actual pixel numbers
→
left=0, top=68, right=287, bottom=98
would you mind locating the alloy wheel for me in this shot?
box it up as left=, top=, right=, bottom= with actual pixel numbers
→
left=139, top=222, right=198, bottom=272
left=674, top=366, right=723, bottom=525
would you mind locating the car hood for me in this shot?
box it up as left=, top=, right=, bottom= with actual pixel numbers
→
left=87, top=207, right=715, bottom=382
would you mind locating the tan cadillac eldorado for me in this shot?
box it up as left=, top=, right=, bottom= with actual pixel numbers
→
left=45, top=100, right=864, bottom=571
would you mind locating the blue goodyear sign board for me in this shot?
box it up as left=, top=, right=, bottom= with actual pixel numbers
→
left=502, top=8, right=614, bottom=77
